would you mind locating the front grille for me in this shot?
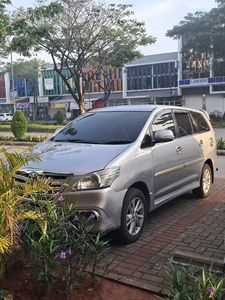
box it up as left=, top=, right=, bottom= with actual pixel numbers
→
left=14, top=171, right=71, bottom=191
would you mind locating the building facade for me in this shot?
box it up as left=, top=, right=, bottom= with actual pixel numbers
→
left=1, top=47, right=225, bottom=118
left=178, top=38, right=225, bottom=117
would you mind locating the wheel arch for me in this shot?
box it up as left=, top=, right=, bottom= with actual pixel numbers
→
left=127, top=181, right=150, bottom=211
left=205, top=159, right=214, bottom=183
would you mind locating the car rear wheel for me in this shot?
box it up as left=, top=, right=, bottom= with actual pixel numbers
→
left=117, top=188, right=147, bottom=244
left=193, top=163, right=212, bottom=198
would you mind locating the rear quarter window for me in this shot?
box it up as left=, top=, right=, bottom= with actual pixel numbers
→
left=191, top=112, right=210, bottom=133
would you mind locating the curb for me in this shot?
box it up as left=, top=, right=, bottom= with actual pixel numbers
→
left=217, top=150, right=225, bottom=156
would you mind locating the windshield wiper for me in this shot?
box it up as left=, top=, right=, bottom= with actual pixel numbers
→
left=103, top=140, right=132, bottom=144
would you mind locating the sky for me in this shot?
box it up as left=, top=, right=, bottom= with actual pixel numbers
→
left=9, top=0, right=217, bottom=62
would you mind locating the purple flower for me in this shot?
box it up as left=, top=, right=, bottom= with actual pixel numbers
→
left=58, top=196, right=64, bottom=201
left=18, top=224, right=23, bottom=230
left=91, top=214, right=95, bottom=219
left=208, top=287, right=215, bottom=298
left=60, top=252, right=66, bottom=259
left=74, top=215, right=79, bottom=221
left=109, top=219, right=115, bottom=227
left=68, top=248, right=71, bottom=255
left=56, top=192, right=60, bottom=196
left=68, top=221, right=71, bottom=226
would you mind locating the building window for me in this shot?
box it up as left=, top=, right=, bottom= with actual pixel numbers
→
left=148, top=65, right=152, bottom=75
left=139, top=78, right=142, bottom=89
left=147, top=77, right=151, bottom=89
left=143, top=67, right=146, bottom=76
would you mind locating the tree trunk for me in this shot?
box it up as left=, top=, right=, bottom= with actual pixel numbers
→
left=79, top=97, right=85, bottom=114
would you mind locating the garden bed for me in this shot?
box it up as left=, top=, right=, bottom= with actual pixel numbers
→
left=1, top=261, right=159, bottom=300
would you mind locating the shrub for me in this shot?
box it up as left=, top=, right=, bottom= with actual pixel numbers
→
left=217, top=137, right=225, bottom=149
left=0, top=124, right=63, bottom=132
left=0, top=147, right=50, bottom=279
left=55, top=110, right=64, bottom=125
left=0, top=135, right=48, bottom=143
left=164, top=261, right=225, bottom=300
left=10, top=110, right=27, bottom=138
left=22, top=196, right=113, bottom=297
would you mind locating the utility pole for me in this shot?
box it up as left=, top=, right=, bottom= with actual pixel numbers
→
left=10, top=51, right=16, bottom=112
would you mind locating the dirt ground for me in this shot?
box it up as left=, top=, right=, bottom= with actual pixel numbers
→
left=1, top=262, right=160, bottom=300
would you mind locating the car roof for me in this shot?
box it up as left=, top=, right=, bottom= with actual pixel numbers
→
left=90, top=105, right=205, bottom=114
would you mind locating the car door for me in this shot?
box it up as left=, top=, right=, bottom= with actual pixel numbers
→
left=150, top=109, right=187, bottom=203
left=172, top=109, right=204, bottom=186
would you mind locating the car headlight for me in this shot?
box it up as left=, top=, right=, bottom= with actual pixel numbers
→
left=71, top=166, right=120, bottom=191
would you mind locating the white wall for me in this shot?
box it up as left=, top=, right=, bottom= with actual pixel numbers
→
left=184, top=94, right=225, bottom=115
left=184, top=95, right=203, bottom=110
left=206, top=95, right=225, bottom=116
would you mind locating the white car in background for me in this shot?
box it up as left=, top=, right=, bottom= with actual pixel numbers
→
left=0, top=113, right=13, bottom=122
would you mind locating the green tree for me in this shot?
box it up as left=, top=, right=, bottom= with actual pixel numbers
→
left=166, top=0, right=225, bottom=70
left=10, top=0, right=156, bottom=114
left=11, top=110, right=27, bottom=138
left=55, top=110, right=64, bottom=125
left=5, top=59, right=45, bottom=121
left=0, top=0, right=11, bottom=58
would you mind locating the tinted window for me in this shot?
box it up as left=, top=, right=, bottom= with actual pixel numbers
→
left=0, top=114, right=4, bottom=116
left=152, top=110, right=175, bottom=137
left=191, top=112, right=210, bottom=133
left=53, top=111, right=151, bottom=144
left=174, top=110, right=193, bottom=137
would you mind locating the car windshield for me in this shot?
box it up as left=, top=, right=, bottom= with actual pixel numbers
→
left=52, top=111, right=151, bottom=144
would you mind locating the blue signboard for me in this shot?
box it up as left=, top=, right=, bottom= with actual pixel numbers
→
left=179, top=77, right=225, bottom=87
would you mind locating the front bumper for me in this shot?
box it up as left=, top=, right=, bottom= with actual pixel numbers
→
left=61, top=187, right=127, bottom=232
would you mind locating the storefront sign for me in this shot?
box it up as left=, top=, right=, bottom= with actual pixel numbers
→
left=29, top=97, right=49, bottom=103
left=44, top=78, right=54, bottom=90
left=51, top=102, right=68, bottom=108
left=16, top=102, right=29, bottom=109
left=179, top=76, right=225, bottom=87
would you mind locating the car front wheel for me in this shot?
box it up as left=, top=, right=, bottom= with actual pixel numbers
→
left=193, top=163, right=212, bottom=198
left=117, top=187, right=147, bottom=244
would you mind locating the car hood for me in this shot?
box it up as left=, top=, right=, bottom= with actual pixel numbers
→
left=20, top=140, right=130, bottom=174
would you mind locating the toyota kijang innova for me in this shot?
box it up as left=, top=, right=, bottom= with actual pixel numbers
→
left=14, top=105, right=217, bottom=243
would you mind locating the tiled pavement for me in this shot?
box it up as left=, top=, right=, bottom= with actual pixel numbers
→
left=101, top=178, right=225, bottom=294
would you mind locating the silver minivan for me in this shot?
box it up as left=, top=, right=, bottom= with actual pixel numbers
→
left=15, top=105, right=217, bottom=243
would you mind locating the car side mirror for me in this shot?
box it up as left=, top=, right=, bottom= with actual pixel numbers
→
left=154, top=130, right=174, bottom=143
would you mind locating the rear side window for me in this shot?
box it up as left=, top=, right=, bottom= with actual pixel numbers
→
left=152, top=110, right=175, bottom=137
left=174, top=110, right=193, bottom=137
left=0, top=114, right=4, bottom=116
left=191, top=112, right=210, bottom=133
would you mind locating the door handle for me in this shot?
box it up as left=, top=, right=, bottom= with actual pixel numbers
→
left=176, top=146, right=182, bottom=154
left=198, top=140, right=203, bottom=147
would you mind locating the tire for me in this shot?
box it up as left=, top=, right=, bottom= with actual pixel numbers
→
left=193, top=163, right=212, bottom=198
left=117, top=188, right=147, bottom=244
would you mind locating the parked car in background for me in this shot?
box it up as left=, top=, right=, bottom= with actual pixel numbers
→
left=0, top=113, right=13, bottom=122
left=14, top=105, right=217, bottom=244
